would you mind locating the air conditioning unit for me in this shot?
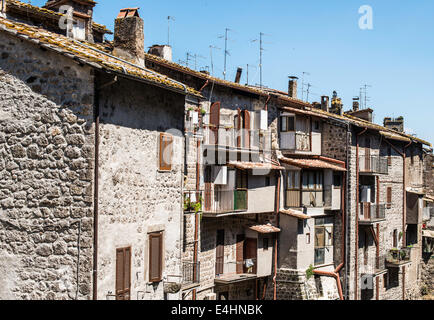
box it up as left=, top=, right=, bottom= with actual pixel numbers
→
left=204, top=293, right=217, bottom=300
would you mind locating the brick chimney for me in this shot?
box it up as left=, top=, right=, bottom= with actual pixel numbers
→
left=352, top=98, right=360, bottom=111
left=113, top=8, right=145, bottom=66
left=148, top=45, right=173, bottom=62
left=288, top=76, right=298, bottom=99
left=234, top=67, right=243, bottom=84
left=321, top=96, right=329, bottom=112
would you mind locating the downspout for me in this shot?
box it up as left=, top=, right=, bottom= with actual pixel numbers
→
left=192, top=139, right=201, bottom=300
left=92, top=75, right=118, bottom=300
left=354, top=127, right=368, bottom=300
left=273, top=171, right=281, bottom=300
left=199, top=80, right=209, bottom=93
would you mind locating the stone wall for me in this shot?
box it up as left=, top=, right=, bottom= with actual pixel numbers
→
left=0, top=31, right=95, bottom=300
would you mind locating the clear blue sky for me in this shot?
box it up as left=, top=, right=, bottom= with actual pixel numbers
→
left=33, top=0, right=434, bottom=144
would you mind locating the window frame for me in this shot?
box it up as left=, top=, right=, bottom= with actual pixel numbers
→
left=149, top=232, right=164, bottom=283
left=159, top=133, right=173, bottom=171
left=280, top=115, right=295, bottom=133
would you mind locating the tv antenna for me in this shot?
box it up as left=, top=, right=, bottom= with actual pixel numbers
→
left=167, top=16, right=175, bottom=46
left=246, top=64, right=257, bottom=86
left=301, top=72, right=310, bottom=101
left=251, top=32, right=270, bottom=88
left=360, top=84, right=372, bottom=109
left=218, top=28, right=233, bottom=80
left=209, top=45, right=221, bottom=77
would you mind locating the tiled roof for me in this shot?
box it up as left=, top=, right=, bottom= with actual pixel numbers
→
left=280, top=157, right=347, bottom=172
left=6, top=0, right=111, bottom=34
left=0, top=17, right=202, bottom=97
left=280, top=209, right=309, bottom=220
left=248, top=224, right=281, bottom=234
left=144, top=52, right=310, bottom=108
left=227, top=161, right=284, bottom=171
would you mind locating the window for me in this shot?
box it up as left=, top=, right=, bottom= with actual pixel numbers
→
left=302, top=171, right=323, bottom=190
left=393, top=229, right=398, bottom=248
left=236, top=169, right=248, bottom=190
left=314, top=218, right=333, bottom=266
left=149, top=232, right=163, bottom=282
left=314, top=121, right=320, bottom=130
left=333, top=173, right=342, bottom=188
left=116, top=247, right=131, bottom=300
left=286, top=170, right=300, bottom=190
left=159, top=133, right=173, bottom=171
left=383, top=273, right=388, bottom=289
left=280, top=116, right=295, bottom=132
left=72, top=18, right=86, bottom=40
left=386, top=187, right=392, bottom=209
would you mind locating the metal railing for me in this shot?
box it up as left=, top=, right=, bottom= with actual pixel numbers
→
left=386, top=248, right=411, bottom=265
left=203, top=127, right=260, bottom=149
left=359, top=155, right=388, bottom=174
left=182, top=262, right=200, bottom=285
left=359, top=203, right=386, bottom=222
left=204, top=189, right=248, bottom=214
left=285, top=188, right=328, bottom=208
left=295, top=132, right=311, bottom=151
left=215, top=258, right=258, bottom=276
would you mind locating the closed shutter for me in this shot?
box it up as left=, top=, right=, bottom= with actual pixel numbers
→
left=116, top=247, right=131, bottom=300
left=244, top=238, right=257, bottom=274
left=209, top=102, right=220, bottom=145
left=149, top=233, right=163, bottom=282
left=387, top=187, right=392, bottom=209
left=159, top=133, right=173, bottom=171
left=215, top=230, right=225, bottom=275
left=236, top=234, right=245, bottom=274
left=236, top=108, right=241, bottom=148
left=243, top=110, right=250, bottom=149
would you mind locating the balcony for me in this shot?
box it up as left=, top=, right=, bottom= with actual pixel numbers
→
left=386, top=248, right=411, bottom=267
left=214, top=259, right=258, bottom=284
left=280, top=131, right=311, bottom=152
left=360, top=254, right=387, bottom=276
left=183, top=190, right=203, bottom=213
left=203, top=189, right=248, bottom=215
left=182, top=262, right=200, bottom=286
left=286, top=188, right=339, bottom=209
left=359, top=156, right=388, bottom=174
left=359, top=203, right=386, bottom=224
left=203, top=127, right=260, bottom=150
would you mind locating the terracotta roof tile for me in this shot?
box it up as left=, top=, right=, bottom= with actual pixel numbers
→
left=227, top=161, right=284, bottom=171
left=280, top=157, right=347, bottom=172
left=248, top=224, right=281, bottom=234
left=280, top=209, right=309, bottom=220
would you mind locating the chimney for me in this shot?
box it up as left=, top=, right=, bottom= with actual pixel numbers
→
left=113, top=8, right=145, bottom=66
left=148, top=45, right=173, bottom=62
left=288, top=76, right=298, bottom=99
left=235, top=67, right=243, bottom=84
left=383, top=116, right=404, bottom=132
left=321, top=96, right=329, bottom=112
left=352, top=98, right=360, bottom=111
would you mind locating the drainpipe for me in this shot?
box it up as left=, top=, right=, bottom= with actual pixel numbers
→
left=354, top=127, right=368, bottom=300
left=92, top=75, right=118, bottom=300
left=273, top=171, right=281, bottom=300
left=199, top=80, right=209, bottom=93
left=192, top=138, right=201, bottom=300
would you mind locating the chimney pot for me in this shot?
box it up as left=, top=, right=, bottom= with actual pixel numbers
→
left=321, top=96, right=330, bottom=112
left=113, top=8, right=145, bottom=66
left=148, top=45, right=173, bottom=62
left=288, top=76, right=298, bottom=99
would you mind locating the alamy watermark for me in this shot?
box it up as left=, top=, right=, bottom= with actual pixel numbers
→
left=359, top=5, right=374, bottom=30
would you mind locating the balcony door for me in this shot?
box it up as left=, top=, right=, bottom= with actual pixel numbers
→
left=215, top=229, right=225, bottom=275
left=236, top=234, right=245, bottom=274
left=244, top=238, right=257, bottom=274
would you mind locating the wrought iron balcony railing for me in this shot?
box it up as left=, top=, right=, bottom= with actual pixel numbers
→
left=359, top=155, right=388, bottom=174
left=203, top=189, right=248, bottom=214
left=359, top=203, right=386, bottom=223
left=182, top=262, right=200, bottom=285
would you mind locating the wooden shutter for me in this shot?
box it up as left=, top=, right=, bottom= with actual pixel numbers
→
left=116, top=247, right=131, bottom=300
left=244, top=238, right=257, bottom=274
left=149, top=233, right=163, bottom=282
left=215, top=230, right=225, bottom=275
left=365, top=138, right=371, bottom=171
left=387, top=187, right=392, bottom=209
left=243, top=110, right=250, bottom=149
left=209, top=102, right=220, bottom=145
left=159, top=133, right=173, bottom=171
left=236, top=234, right=245, bottom=274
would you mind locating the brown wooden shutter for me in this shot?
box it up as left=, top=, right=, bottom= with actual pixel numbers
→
left=387, top=187, right=392, bottom=209
left=149, top=233, right=163, bottom=282
left=116, top=247, right=131, bottom=300
left=159, top=133, right=173, bottom=171
left=236, top=108, right=241, bottom=148
left=215, top=230, right=225, bottom=275
left=243, top=110, right=250, bottom=149
left=365, top=138, right=371, bottom=171
left=236, top=234, right=245, bottom=274
left=209, top=102, right=220, bottom=145
left=244, top=238, right=257, bottom=274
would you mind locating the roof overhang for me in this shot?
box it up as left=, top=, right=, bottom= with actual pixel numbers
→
left=248, top=224, right=281, bottom=234
left=380, top=131, right=411, bottom=143
left=406, top=188, right=425, bottom=196
left=279, top=157, right=346, bottom=172
left=422, top=230, right=434, bottom=239
left=280, top=209, right=309, bottom=220
left=227, top=161, right=284, bottom=171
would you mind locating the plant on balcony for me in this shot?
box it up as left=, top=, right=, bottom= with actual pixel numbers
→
left=200, top=108, right=206, bottom=115
left=183, top=195, right=202, bottom=213
left=306, top=264, right=314, bottom=280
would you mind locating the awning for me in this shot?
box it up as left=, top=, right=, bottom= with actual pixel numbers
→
left=279, top=157, right=346, bottom=172
left=280, top=209, right=310, bottom=220
left=424, top=195, right=434, bottom=203
left=227, top=161, right=284, bottom=171
left=248, top=223, right=281, bottom=233
left=406, top=188, right=425, bottom=196
left=379, top=131, right=411, bottom=143
left=422, top=230, right=434, bottom=239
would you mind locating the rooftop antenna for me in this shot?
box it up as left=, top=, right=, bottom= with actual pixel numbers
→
left=246, top=64, right=257, bottom=86
left=167, top=16, right=175, bottom=46
left=209, top=45, right=221, bottom=77
left=361, top=84, right=372, bottom=109
left=301, top=72, right=310, bottom=101
left=251, top=32, right=270, bottom=88
left=218, top=28, right=233, bottom=80
left=306, top=83, right=312, bottom=103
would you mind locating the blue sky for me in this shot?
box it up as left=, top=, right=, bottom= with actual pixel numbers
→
left=33, top=0, right=434, bottom=144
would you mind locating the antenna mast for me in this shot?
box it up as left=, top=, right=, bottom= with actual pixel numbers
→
left=167, top=16, right=175, bottom=46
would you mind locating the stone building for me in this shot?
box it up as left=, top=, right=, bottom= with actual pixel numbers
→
left=0, top=1, right=202, bottom=300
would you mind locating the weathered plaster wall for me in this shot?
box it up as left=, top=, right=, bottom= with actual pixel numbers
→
left=0, top=32, right=95, bottom=300
left=96, top=77, right=185, bottom=300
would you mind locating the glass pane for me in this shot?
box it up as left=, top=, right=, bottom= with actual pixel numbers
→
left=315, top=227, right=325, bottom=247
left=314, top=248, right=325, bottom=266
left=302, top=172, right=309, bottom=190
left=309, top=172, right=315, bottom=189
left=287, top=171, right=293, bottom=189
left=294, top=171, right=300, bottom=189
left=281, top=117, right=287, bottom=132
left=288, top=117, right=295, bottom=131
